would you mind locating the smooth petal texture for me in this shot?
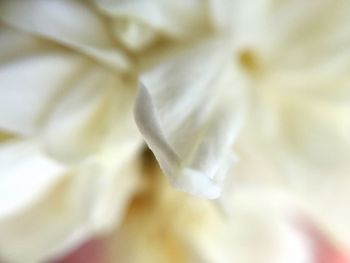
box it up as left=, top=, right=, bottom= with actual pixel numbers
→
left=41, top=66, right=113, bottom=162
left=94, top=0, right=209, bottom=40
left=0, top=0, right=130, bottom=71
left=135, top=40, right=245, bottom=198
left=107, top=163, right=312, bottom=263
left=270, top=0, right=350, bottom=67
left=0, top=149, right=142, bottom=263
left=0, top=50, right=85, bottom=136
left=49, top=151, right=143, bottom=261
left=0, top=25, right=59, bottom=63
left=252, top=75, right=350, bottom=170
left=260, top=1, right=350, bottom=169
left=208, top=0, right=269, bottom=32
left=85, top=111, right=144, bottom=234
left=0, top=141, right=66, bottom=218
left=0, top=168, right=94, bottom=263
left=87, top=148, right=142, bottom=234
left=0, top=10, right=144, bottom=262
left=41, top=64, right=138, bottom=163
left=109, top=17, right=158, bottom=52
left=105, top=163, right=222, bottom=263
left=195, top=188, right=313, bottom=263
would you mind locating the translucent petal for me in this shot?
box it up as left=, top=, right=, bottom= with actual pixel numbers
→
left=266, top=0, right=350, bottom=67
left=0, top=0, right=130, bottom=71
left=254, top=73, right=350, bottom=171
left=88, top=149, right=142, bottom=233
left=135, top=40, right=245, bottom=199
left=0, top=25, right=57, bottom=63
left=110, top=17, right=158, bottom=52
left=0, top=168, right=91, bottom=262
left=195, top=187, right=312, bottom=263
left=208, top=0, right=272, bottom=49
left=94, top=0, right=209, bottom=39
left=105, top=164, right=221, bottom=263
left=41, top=65, right=137, bottom=163
left=0, top=141, right=66, bottom=218
left=107, top=165, right=312, bottom=263
left=0, top=146, right=141, bottom=263
left=0, top=27, right=139, bottom=164
left=0, top=51, right=85, bottom=136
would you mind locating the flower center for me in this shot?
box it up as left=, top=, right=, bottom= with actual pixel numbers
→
left=237, top=49, right=260, bottom=73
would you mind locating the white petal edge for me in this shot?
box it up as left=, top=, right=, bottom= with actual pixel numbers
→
left=134, top=39, right=245, bottom=199
left=0, top=141, right=66, bottom=218
left=0, top=0, right=130, bottom=71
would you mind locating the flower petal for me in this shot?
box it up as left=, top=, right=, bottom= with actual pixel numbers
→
left=0, top=0, right=130, bottom=71
left=0, top=141, right=66, bottom=219
left=41, top=65, right=137, bottom=163
left=134, top=40, right=245, bottom=198
left=94, top=0, right=209, bottom=40
left=0, top=46, right=82, bottom=136
left=0, top=147, right=141, bottom=263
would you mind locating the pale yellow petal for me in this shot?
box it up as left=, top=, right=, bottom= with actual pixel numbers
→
left=0, top=0, right=130, bottom=71
left=0, top=48, right=85, bottom=136
left=135, top=39, right=245, bottom=199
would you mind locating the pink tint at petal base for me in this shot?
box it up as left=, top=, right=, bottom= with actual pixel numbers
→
left=297, top=220, right=350, bottom=263
left=312, top=233, right=350, bottom=263
left=52, top=238, right=106, bottom=263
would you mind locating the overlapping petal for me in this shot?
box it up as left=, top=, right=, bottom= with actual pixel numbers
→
left=0, top=29, right=86, bottom=136
left=0, top=141, right=142, bottom=262
left=107, top=163, right=313, bottom=263
left=94, top=0, right=209, bottom=41
left=0, top=6, right=144, bottom=261
left=0, top=141, right=66, bottom=218
left=135, top=39, right=245, bottom=198
left=0, top=0, right=130, bottom=71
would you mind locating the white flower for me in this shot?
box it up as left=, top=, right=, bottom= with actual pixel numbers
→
left=135, top=0, right=350, bottom=199
left=132, top=0, right=350, bottom=254
left=0, top=0, right=215, bottom=261
left=0, top=1, right=143, bottom=261
left=106, top=162, right=313, bottom=263
left=0, top=0, right=349, bottom=262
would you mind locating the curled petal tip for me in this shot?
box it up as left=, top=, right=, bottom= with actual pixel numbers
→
left=170, top=169, right=222, bottom=199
